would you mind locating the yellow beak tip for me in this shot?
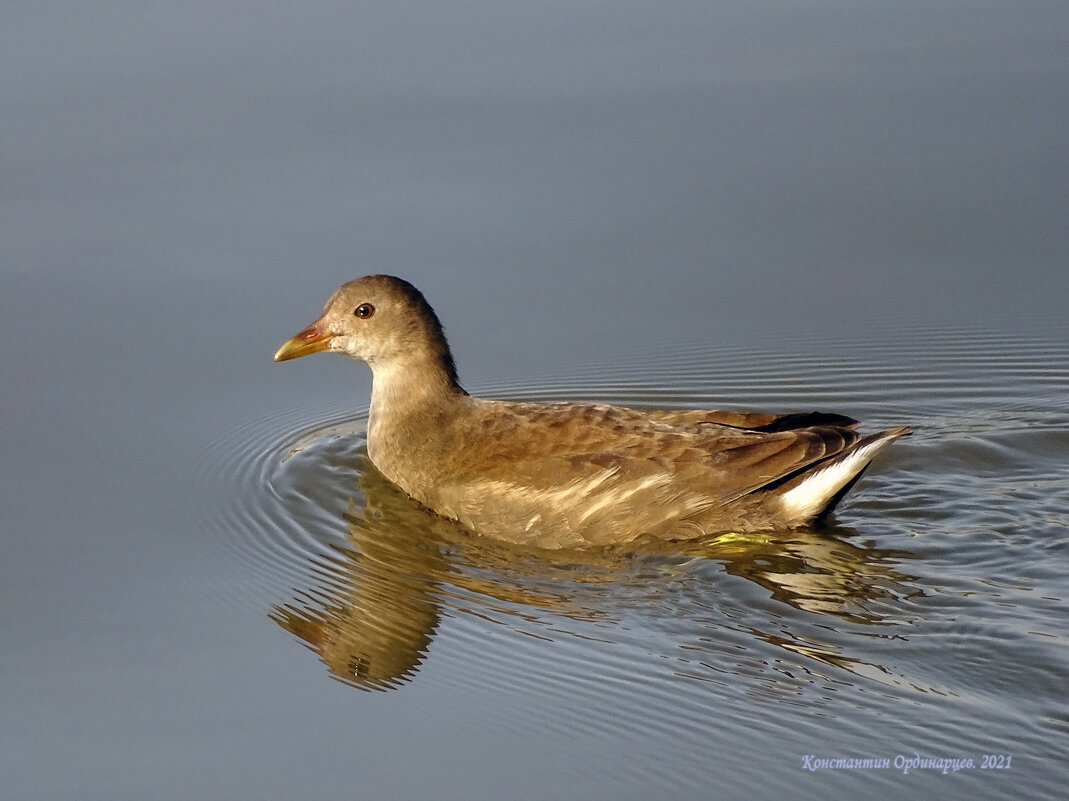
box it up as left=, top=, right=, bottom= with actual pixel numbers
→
left=273, top=327, right=332, bottom=362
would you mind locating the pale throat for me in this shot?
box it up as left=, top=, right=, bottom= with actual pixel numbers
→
left=366, top=354, right=460, bottom=452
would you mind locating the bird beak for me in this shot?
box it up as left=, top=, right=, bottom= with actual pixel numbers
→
left=274, top=320, right=333, bottom=361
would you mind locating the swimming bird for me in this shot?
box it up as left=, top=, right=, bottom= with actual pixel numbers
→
left=275, top=275, right=910, bottom=548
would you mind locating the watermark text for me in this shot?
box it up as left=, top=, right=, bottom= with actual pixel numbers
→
left=801, top=752, right=1012, bottom=775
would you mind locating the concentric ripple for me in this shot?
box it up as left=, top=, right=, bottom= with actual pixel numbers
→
left=193, top=325, right=1069, bottom=789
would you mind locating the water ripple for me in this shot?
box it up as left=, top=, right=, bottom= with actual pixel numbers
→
left=193, top=327, right=1069, bottom=788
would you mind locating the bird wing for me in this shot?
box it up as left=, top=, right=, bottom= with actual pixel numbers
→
left=429, top=400, right=866, bottom=543
left=641, top=408, right=860, bottom=432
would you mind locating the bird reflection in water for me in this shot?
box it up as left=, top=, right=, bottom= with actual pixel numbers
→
left=271, top=449, right=919, bottom=691
left=270, top=450, right=594, bottom=690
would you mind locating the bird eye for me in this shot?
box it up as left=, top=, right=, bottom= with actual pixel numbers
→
left=354, top=303, right=375, bottom=319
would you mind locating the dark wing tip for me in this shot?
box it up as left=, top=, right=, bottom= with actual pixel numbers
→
left=752, top=411, right=861, bottom=432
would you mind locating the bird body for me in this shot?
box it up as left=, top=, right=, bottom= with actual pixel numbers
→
left=276, top=275, right=909, bottom=548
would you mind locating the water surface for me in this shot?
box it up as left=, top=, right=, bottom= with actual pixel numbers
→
left=199, top=328, right=1068, bottom=799
left=3, top=2, right=1068, bottom=799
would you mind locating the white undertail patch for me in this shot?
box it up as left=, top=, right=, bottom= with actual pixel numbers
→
left=778, top=438, right=889, bottom=520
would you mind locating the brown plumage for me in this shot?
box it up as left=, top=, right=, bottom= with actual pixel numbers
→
left=275, top=275, right=910, bottom=548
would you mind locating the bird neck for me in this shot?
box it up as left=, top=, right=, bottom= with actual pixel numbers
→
left=366, top=353, right=467, bottom=465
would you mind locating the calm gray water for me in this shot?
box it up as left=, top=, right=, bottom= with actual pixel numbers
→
left=3, top=3, right=1068, bottom=800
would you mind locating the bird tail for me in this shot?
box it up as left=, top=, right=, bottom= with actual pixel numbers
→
left=771, top=426, right=911, bottom=523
